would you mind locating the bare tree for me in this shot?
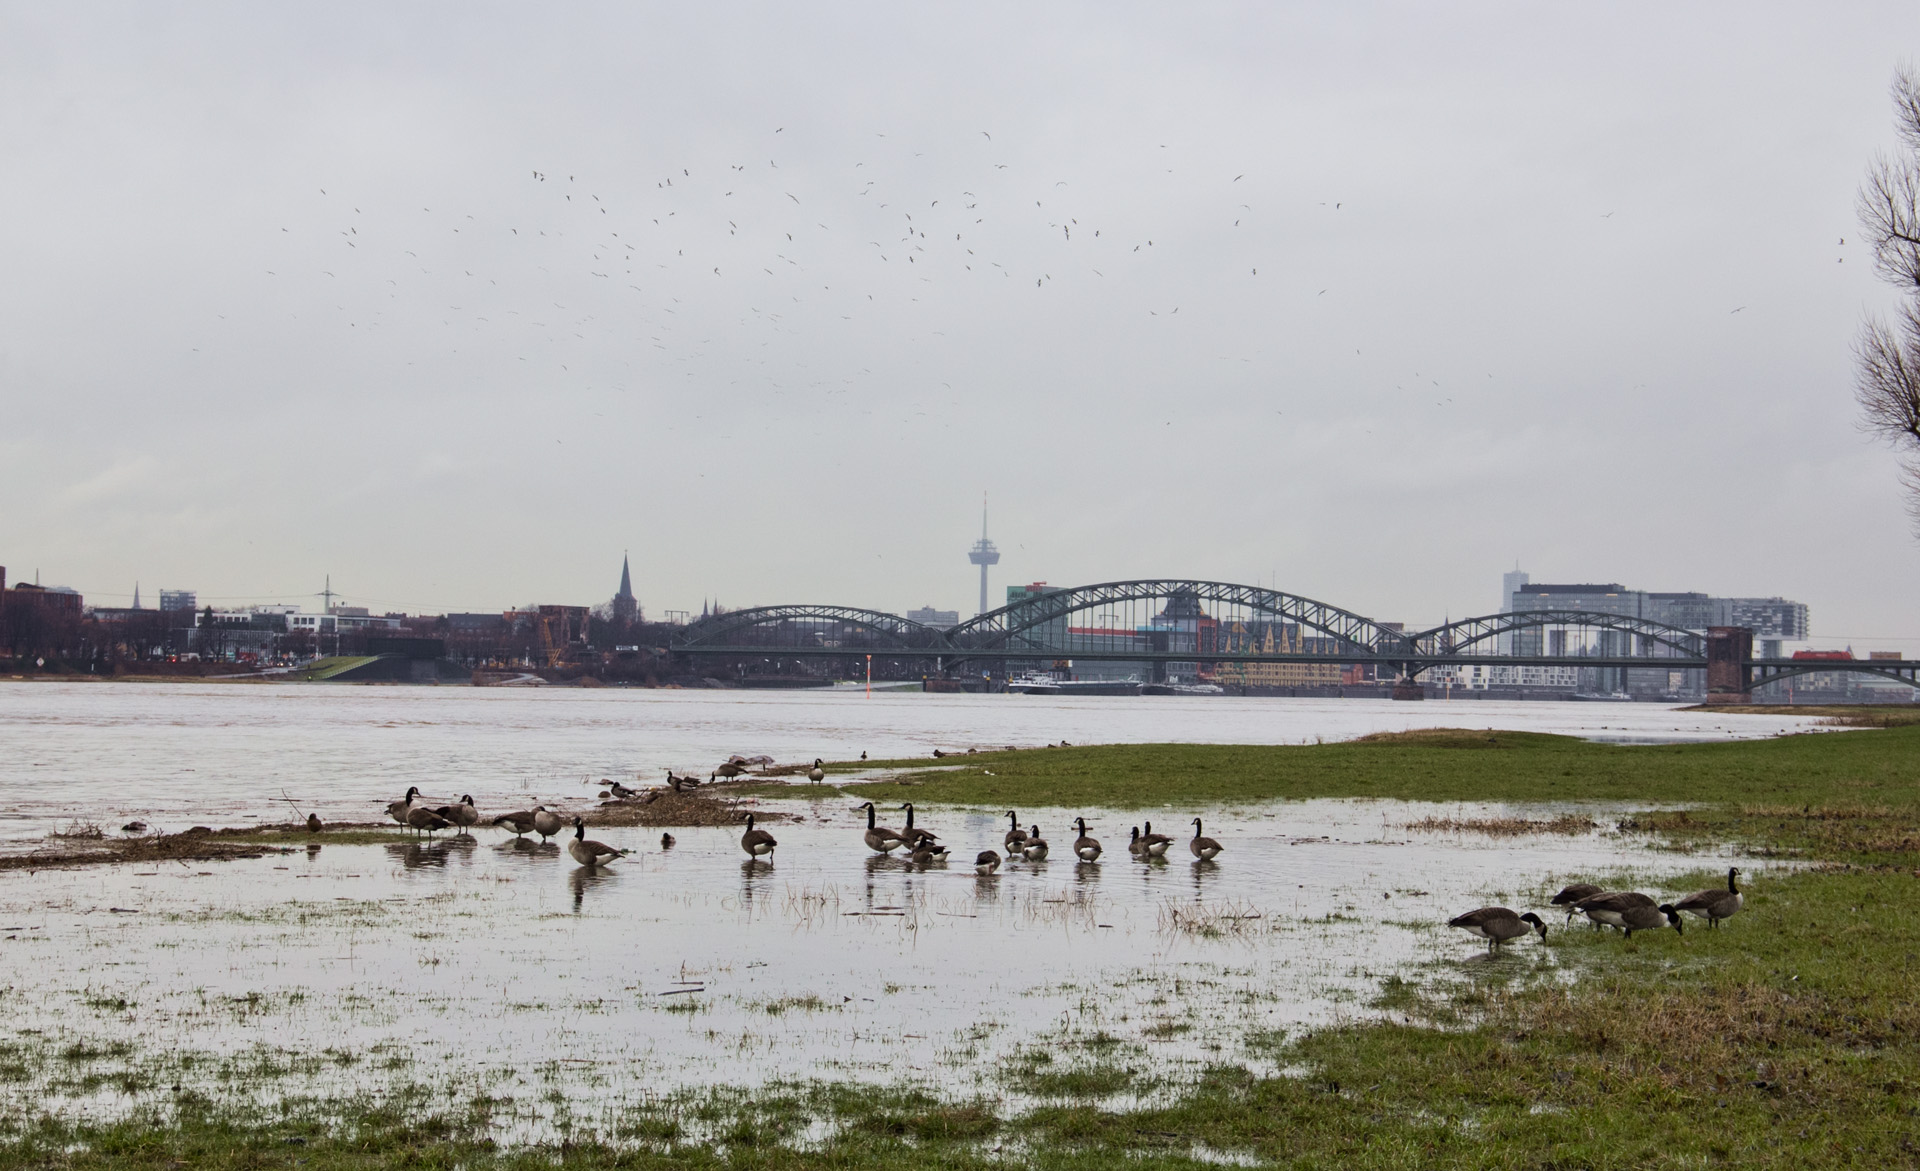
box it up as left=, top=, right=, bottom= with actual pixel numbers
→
left=1857, top=66, right=1920, bottom=531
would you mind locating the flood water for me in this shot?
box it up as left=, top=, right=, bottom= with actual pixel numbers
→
left=0, top=683, right=1806, bottom=1135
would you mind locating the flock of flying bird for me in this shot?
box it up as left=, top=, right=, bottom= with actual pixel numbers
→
left=1448, top=868, right=1746, bottom=951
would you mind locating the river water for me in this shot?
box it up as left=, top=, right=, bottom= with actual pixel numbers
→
left=0, top=682, right=1824, bottom=839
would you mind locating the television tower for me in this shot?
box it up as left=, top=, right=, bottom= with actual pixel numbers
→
left=968, top=495, right=1001, bottom=616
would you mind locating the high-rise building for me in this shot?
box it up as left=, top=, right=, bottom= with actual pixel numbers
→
left=968, top=496, right=1000, bottom=617
left=906, top=606, right=960, bottom=628
left=158, top=590, right=197, bottom=613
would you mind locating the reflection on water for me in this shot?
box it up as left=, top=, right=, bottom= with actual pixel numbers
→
left=0, top=798, right=1764, bottom=1130
left=0, top=682, right=1831, bottom=842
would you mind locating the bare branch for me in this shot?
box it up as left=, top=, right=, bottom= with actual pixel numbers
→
left=1894, top=64, right=1920, bottom=153
left=1855, top=306, right=1920, bottom=447
left=1859, top=154, right=1920, bottom=291
left=1903, top=459, right=1920, bottom=539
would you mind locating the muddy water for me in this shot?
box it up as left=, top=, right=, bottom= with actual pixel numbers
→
left=0, top=682, right=1823, bottom=840
left=0, top=794, right=1764, bottom=1132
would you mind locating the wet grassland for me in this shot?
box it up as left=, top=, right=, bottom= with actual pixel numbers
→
left=5, top=725, right=1919, bottom=1167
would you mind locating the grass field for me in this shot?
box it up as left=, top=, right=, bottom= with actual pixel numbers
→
left=7, top=726, right=1920, bottom=1167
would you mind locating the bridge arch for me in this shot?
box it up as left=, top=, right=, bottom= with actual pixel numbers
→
left=948, top=579, right=1412, bottom=657
left=1411, top=610, right=1705, bottom=659
left=674, top=605, right=952, bottom=654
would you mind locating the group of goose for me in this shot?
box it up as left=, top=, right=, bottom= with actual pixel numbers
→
left=385, top=786, right=632, bottom=868
left=854, top=803, right=1224, bottom=874
left=1448, top=867, right=1746, bottom=951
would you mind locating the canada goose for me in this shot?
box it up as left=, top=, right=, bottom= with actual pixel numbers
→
left=714, top=761, right=750, bottom=781
left=436, top=795, right=480, bottom=831
left=608, top=780, right=641, bottom=800
left=1189, top=818, right=1223, bottom=861
left=1447, top=907, right=1548, bottom=951
left=909, top=840, right=941, bottom=865
left=740, top=813, right=777, bottom=858
left=1140, top=821, right=1173, bottom=858
left=121, top=821, right=148, bottom=835
left=406, top=805, right=453, bottom=837
left=1673, top=867, right=1743, bottom=927
left=1071, top=817, right=1101, bottom=861
left=1022, top=825, right=1049, bottom=861
left=660, top=832, right=675, bottom=849
left=1128, top=827, right=1146, bottom=856
left=386, top=786, right=422, bottom=825
left=1619, top=902, right=1683, bottom=938
left=924, top=842, right=950, bottom=861
left=975, top=849, right=1001, bottom=875
left=532, top=806, right=565, bottom=842
left=1574, top=890, right=1655, bottom=931
left=492, top=809, right=537, bottom=836
left=306, top=813, right=322, bottom=833
left=1550, top=883, right=1604, bottom=923
left=808, top=758, right=825, bottom=783
left=1003, top=811, right=1029, bottom=853
left=897, top=803, right=938, bottom=846
left=667, top=770, right=700, bottom=792
left=568, top=817, right=628, bottom=866
left=858, top=801, right=904, bottom=852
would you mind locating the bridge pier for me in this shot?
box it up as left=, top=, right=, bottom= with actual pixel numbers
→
left=1391, top=669, right=1424, bottom=701
left=1705, top=626, right=1753, bottom=704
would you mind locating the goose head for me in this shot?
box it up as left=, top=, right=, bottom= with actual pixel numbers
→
left=1519, top=912, right=1548, bottom=939
left=1658, top=904, right=1684, bottom=932
left=1074, top=817, right=1088, bottom=835
left=571, top=816, right=586, bottom=838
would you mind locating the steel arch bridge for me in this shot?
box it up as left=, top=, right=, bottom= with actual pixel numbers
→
left=666, top=579, right=1913, bottom=693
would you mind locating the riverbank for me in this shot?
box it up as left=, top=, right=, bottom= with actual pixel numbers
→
left=4, top=728, right=1916, bottom=1167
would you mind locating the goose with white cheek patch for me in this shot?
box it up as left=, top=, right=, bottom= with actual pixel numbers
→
left=568, top=817, right=629, bottom=867
left=739, top=813, right=777, bottom=859
left=1447, top=907, right=1548, bottom=952
left=1672, top=867, right=1744, bottom=928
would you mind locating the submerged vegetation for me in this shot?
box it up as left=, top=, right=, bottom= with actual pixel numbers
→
left=5, top=725, right=1920, bottom=1166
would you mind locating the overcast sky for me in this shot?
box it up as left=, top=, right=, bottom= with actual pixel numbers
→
left=5, top=4, right=1919, bottom=646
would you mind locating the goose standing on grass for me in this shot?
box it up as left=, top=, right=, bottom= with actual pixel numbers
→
left=568, top=817, right=629, bottom=867
left=1673, top=867, right=1743, bottom=928
left=739, top=813, right=777, bottom=859
left=897, top=803, right=938, bottom=847
left=1071, top=817, right=1102, bottom=861
left=532, top=806, right=565, bottom=843
left=1140, top=821, right=1173, bottom=858
left=1574, top=890, right=1654, bottom=931
left=1022, top=825, right=1049, bottom=861
left=1003, top=812, right=1029, bottom=854
left=1550, top=883, right=1604, bottom=923
left=975, top=849, right=1002, bottom=875
left=1447, top=907, right=1548, bottom=952
left=306, top=813, right=322, bottom=834
left=808, top=759, right=826, bottom=784
left=386, top=786, right=423, bottom=826
left=1619, top=902, right=1684, bottom=938
left=1189, top=818, right=1223, bottom=861
left=858, top=802, right=904, bottom=853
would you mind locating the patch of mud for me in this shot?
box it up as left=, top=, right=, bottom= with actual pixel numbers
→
left=0, top=827, right=290, bottom=871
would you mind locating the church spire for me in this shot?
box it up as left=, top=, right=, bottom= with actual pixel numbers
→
left=616, top=551, right=634, bottom=601
left=611, top=551, right=637, bottom=622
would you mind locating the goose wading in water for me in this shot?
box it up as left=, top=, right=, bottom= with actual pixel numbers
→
left=1672, top=867, right=1744, bottom=928
left=436, top=795, right=480, bottom=831
left=1002, top=812, right=1028, bottom=854
left=406, top=804, right=453, bottom=837
left=1128, top=827, right=1146, bottom=857
left=897, top=803, right=938, bottom=847
left=1189, top=818, right=1223, bottom=861
left=1447, top=907, right=1548, bottom=951
left=568, top=817, right=629, bottom=867
left=1071, top=817, right=1102, bottom=861
left=740, top=813, right=777, bottom=859
left=858, top=802, right=904, bottom=853
left=1021, top=825, right=1049, bottom=861
left=532, top=806, right=565, bottom=842
left=1139, top=821, right=1173, bottom=858
left=975, top=849, right=1001, bottom=875
left=492, top=809, right=538, bottom=836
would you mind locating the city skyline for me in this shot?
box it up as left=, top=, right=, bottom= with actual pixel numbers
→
left=5, top=5, right=1920, bottom=647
